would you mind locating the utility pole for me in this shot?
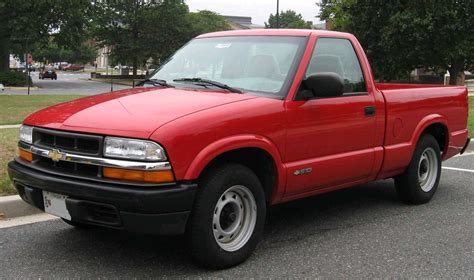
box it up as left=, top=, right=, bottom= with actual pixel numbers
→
left=276, top=0, right=280, bottom=29
left=110, top=66, right=114, bottom=92
left=27, top=60, right=31, bottom=96
left=24, top=46, right=31, bottom=95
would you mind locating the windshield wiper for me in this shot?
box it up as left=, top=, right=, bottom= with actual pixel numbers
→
left=137, top=78, right=173, bottom=88
left=173, top=78, right=242, bottom=93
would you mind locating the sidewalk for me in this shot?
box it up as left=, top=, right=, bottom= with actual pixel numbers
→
left=0, top=124, right=21, bottom=129
left=84, top=77, right=138, bottom=87
left=4, top=86, right=39, bottom=90
left=0, top=195, right=41, bottom=220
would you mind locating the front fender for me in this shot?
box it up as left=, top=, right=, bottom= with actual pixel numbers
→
left=183, top=134, right=286, bottom=204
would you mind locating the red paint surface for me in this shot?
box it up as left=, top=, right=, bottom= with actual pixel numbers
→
left=23, top=29, right=469, bottom=205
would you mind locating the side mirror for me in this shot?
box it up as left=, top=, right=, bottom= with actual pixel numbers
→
left=300, top=72, right=344, bottom=99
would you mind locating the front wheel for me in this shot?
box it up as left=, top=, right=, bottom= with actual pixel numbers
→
left=395, top=134, right=441, bottom=204
left=186, top=163, right=266, bottom=269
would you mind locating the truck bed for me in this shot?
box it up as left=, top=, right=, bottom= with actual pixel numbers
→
left=375, top=83, right=469, bottom=179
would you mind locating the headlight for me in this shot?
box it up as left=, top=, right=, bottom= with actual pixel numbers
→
left=19, top=125, right=33, bottom=144
left=104, top=137, right=167, bottom=161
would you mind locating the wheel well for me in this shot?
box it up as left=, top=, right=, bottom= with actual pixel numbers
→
left=422, top=123, right=448, bottom=152
left=199, top=148, right=277, bottom=202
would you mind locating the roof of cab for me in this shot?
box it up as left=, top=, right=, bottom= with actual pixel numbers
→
left=197, top=29, right=351, bottom=38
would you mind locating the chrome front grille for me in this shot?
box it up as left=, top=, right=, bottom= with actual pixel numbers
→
left=33, top=127, right=103, bottom=156
left=17, top=127, right=172, bottom=185
left=35, top=156, right=101, bottom=178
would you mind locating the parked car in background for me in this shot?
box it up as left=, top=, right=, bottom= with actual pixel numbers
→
left=62, top=64, right=85, bottom=71
left=17, top=62, right=25, bottom=71
left=39, top=67, right=57, bottom=80
left=54, top=62, right=69, bottom=70
left=17, top=63, right=36, bottom=72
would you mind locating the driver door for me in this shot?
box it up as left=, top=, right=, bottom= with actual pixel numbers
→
left=284, top=37, right=377, bottom=197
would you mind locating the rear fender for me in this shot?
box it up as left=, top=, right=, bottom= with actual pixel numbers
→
left=410, top=114, right=449, bottom=154
left=378, top=114, right=448, bottom=180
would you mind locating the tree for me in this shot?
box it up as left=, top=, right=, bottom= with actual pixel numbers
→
left=31, top=41, right=64, bottom=65
left=187, top=10, right=231, bottom=37
left=32, top=39, right=96, bottom=67
left=0, top=0, right=91, bottom=71
left=318, top=0, right=474, bottom=84
left=64, top=44, right=97, bottom=65
left=92, top=0, right=191, bottom=78
left=265, top=10, right=313, bottom=29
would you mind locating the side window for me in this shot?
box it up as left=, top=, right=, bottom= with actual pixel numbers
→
left=306, top=38, right=367, bottom=95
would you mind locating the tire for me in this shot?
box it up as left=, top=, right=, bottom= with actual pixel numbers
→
left=395, top=134, right=441, bottom=204
left=186, top=163, right=266, bottom=269
left=62, top=218, right=97, bottom=229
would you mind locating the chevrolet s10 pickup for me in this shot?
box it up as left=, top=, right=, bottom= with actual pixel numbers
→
left=8, top=29, right=470, bottom=268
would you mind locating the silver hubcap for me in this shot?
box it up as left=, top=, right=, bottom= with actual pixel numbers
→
left=418, top=147, right=438, bottom=192
left=212, top=185, right=257, bottom=252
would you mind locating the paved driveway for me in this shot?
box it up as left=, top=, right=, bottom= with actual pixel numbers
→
left=2, top=72, right=130, bottom=96
left=0, top=154, right=472, bottom=278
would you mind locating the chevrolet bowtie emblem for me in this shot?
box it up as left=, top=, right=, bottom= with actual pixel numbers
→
left=47, top=149, right=65, bottom=162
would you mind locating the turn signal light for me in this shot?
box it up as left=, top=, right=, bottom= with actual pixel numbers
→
left=18, top=148, right=33, bottom=162
left=103, top=167, right=174, bottom=183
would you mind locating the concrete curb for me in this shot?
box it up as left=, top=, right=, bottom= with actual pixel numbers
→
left=4, top=86, right=39, bottom=90
left=0, top=124, right=21, bottom=129
left=82, top=78, right=135, bottom=87
left=0, top=195, right=41, bottom=219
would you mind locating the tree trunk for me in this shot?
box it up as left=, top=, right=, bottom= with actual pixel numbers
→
left=448, top=60, right=465, bottom=85
left=132, top=56, right=138, bottom=79
left=0, top=47, right=9, bottom=71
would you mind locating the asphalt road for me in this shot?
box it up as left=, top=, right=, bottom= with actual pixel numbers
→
left=0, top=155, right=473, bottom=278
left=2, top=72, right=130, bottom=96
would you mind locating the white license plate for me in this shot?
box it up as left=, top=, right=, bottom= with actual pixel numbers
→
left=43, top=191, right=71, bottom=220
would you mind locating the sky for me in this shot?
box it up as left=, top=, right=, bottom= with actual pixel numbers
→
left=186, top=0, right=322, bottom=26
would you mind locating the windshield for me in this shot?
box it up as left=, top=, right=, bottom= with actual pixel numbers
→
left=150, top=36, right=307, bottom=98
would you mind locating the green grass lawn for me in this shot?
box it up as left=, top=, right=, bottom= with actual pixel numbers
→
left=0, top=128, right=18, bottom=195
left=0, top=95, right=82, bottom=125
left=0, top=95, right=82, bottom=195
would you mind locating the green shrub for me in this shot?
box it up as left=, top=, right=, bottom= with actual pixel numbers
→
left=0, top=70, right=33, bottom=86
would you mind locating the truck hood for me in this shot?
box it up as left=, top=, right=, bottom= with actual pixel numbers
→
left=24, top=87, right=257, bottom=139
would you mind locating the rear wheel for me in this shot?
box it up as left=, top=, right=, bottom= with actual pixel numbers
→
left=395, top=134, right=441, bottom=204
left=186, top=163, right=266, bottom=269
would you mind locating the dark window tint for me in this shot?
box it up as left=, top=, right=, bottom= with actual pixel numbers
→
left=306, top=38, right=367, bottom=94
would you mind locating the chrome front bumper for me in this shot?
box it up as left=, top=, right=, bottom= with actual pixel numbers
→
left=19, top=141, right=171, bottom=171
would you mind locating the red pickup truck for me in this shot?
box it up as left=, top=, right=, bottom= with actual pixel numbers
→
left=8, top=29, right=470, bottom=268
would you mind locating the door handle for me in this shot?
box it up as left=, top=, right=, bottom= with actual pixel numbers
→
left=364, top=106, right=376, bottom=117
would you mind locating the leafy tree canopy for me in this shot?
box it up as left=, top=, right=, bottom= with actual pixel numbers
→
left=319, top=0, right=474, bottom=84
left=0, top=0, right=92, bottom=70
left=187, top=10, right=231, bottom=37
left=33, top=41, right=96, bottom=65
left=92, top=1, right=230, bottom=77
left=91, top=0, right=190, bottom=77
left=265, top=10, right=313, bottom=29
